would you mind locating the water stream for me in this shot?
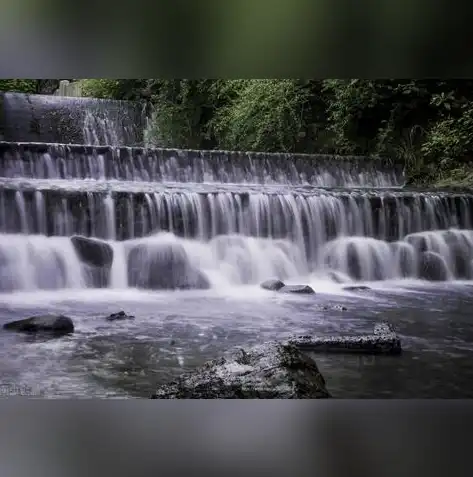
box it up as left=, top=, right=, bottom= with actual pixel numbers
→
left=0, top=93, right=472, bottom=398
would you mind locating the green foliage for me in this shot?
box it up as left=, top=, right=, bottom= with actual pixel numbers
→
left=0, top=79, right=39, bottom=94
left=146, top=79, right=223, bottom=149
left=145, top=79, right=329, bottom=153
left=422, top=100, right=473, bottom=161
left=139, top=78, right=473, bottom=185
left=322, top=79, right=440, bottom=156
left=78, top=79, right=147, bottom=101
left=318, top=79, right=473, bottom=184
left=209, top=79, right=310, bottom=152
left=5, top=77, right=472, bottom=186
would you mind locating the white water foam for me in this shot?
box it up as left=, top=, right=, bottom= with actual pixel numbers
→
left=1, top=228, right=472, bottom=298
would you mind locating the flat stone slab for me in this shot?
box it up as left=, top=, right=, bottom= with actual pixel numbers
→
left=288, top=322, right=401, bottom=355
left=151, top=341, right=331, bottom=399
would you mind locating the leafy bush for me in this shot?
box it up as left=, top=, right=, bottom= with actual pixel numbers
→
left=209, top=79, right=310, bottom=152
left=78, top=79, right=147, bottom=100
left=422, top=102, right=473, bottom=165
left=6, top=77, right=473, bottom=185
left=145, top=79, right=230, bottom=149
left=0, top=79, right=39, bottom=94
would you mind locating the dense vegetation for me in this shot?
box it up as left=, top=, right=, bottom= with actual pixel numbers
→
left=2, top=78, right=473, bottom=186
left=0, top=79, right=61, bottom=95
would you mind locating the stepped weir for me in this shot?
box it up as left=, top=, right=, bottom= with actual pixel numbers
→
left=0, top=92, right=145, bottom=146
left=0, top=92, right=472, bottom=293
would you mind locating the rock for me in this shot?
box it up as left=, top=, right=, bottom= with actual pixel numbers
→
left=106, top=311, right=135, bottom=321
left=279, top=285, right=315, bottom=295
left=418, top=251, right=448, bottom=281
left=71, top=235, right=114, bottom=268
left=343, top=285, right=371, bottom=292
left=260, top=279, right=285, bottom=291
left=127, top=241, right=210, bottom=290
left=374, top=321, right=396, bottom=335
left=405, top=234, right=428, bottom=253
left=289, top=322, right=401, bottom=355
left=390, top=242, right=416, bottom=277
left=320, top=305, right=347, bottom=311
left=150, top=341, right=331, bottom=399
left=443, top=230, right=472, bottom=278
left=346, top=242, right=363, bottom=280
left=3, top=314, right=74, bottom=336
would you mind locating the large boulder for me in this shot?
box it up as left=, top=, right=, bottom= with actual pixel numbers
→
left=71, top=235, right=114, bottom=288
left=390, top=241, right=416, bottom=277
left=405, top=234, right=428, bottom=253
left=127, top=241, right=210, bottom=290
left=346, top=243, right=364, bottom=280
left=443, top=230, right=473, bottom=279
left=418, top=251, right=448, bottom=281
left=71, top=235, right=114, bottom=268
left=279, top=285, right=315, bottom=295
left=151, top=341, right=330, bottom=399
left=260, top=279, right=285, bottom=291
left=3, top=314, right=74, bottom=336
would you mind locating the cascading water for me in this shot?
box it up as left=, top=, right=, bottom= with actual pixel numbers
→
left=0, top=141, right=403, bottom=186
left=5, top=89, right=473, bottom=401
left=0, top=92, right=473, bottom=293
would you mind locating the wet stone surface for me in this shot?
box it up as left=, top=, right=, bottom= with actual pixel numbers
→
left=151, top=341, right=331, bottom=399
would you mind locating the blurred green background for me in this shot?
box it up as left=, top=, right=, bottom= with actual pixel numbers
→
left=0, top=0, right=467, bottom=76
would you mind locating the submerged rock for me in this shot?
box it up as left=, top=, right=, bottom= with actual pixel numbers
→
left=151, top=341, right=331, bottom=399
left=444, top=230, right=473, bottom=278
left=419, top=251, right=448, bottom=281
left=71, top=235, right=114, bottom=268
left=320, top=304, right=347, bottom=311
left=343, top=285, right=371, bottom=292
left=280, top=285, right=315, bottom=295
left=106, top=311, right=135, bottom=321
left=289, top=322, right=401, bottom=355
left=405, top=235, right=428, bottom=253
left=260, top=279, right=285, bottom=291
left=3, top=314, right=74, bottom=336
left=127, top=242, right=210, bottom=290
left=390, top=241, right=416, bottom=277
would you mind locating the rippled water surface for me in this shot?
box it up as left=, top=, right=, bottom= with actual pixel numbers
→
left=1, top=280, right=473, bottom=398
left=0, top=97, right=471, bottom=399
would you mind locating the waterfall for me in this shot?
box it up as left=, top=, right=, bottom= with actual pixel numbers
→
left=0, top=142, right=404, bottom=187
left=0, top=92, right=472, bottom=293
